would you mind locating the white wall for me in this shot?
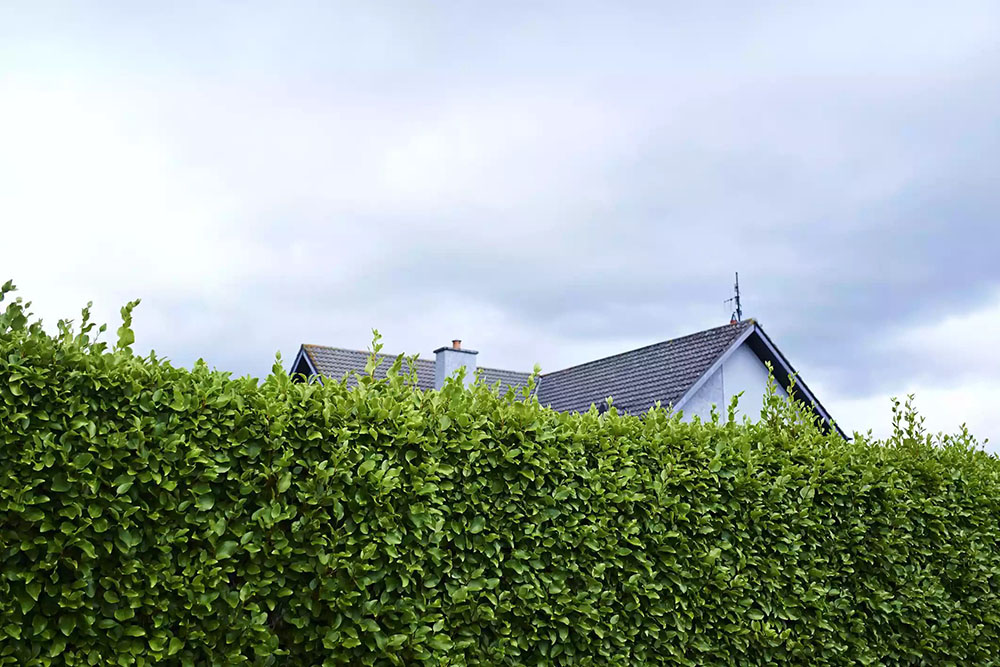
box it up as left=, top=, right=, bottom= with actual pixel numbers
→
left=679, top=342, right=786, bottom=422
left=683, top=363, right=724, bottom=421
left=722, top=343, right=787, bottom=420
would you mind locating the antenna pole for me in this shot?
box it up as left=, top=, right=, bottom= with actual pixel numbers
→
left=726, top=272, right=743, bottom=324
left=734, top=272, right=742, bottom=321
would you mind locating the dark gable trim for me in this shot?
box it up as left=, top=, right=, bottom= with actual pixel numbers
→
left=290, top=346, right=321, bottom=384
left=745, top=324, right=846, bottom=439
left=673, top=322, right=845, bottom=439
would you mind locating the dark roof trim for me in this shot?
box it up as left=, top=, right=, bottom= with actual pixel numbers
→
left=291, top=345, right=321, bottom=383
left=674, top=322, right=845, bottom=438
left=747, top=324, right=846, bottom=438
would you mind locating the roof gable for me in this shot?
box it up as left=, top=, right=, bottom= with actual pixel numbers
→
left=740, top=324, right=844, bottom=437
left=670, top=323, right=844, bottom=437
left=292, top=319, right=842, bottom=436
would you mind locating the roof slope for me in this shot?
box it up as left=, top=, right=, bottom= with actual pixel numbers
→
left=301, top=345, right=533, bottom=395
left=302, top=345, right=436, bottom=390
left=295, top=319, right=841, bottom=432
left=535, top=320, right=753, bottom=414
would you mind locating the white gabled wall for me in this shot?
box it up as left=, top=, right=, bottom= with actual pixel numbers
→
left=722, top=343, right=787, bottom=420
left=679, top=342, right=786, bottom=422
left=683, top=365, right=724, bottom=421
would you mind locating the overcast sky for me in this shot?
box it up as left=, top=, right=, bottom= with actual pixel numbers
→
left=2, top=2, right=998, bottom=447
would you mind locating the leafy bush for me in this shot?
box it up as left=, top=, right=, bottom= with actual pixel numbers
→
left=1, top=281, right=998, bottom=665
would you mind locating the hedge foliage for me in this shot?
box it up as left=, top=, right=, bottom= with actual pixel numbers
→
left=1, top=281, right=999, bottom=666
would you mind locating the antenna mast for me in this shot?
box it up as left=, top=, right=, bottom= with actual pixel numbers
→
left=726, top=272, right=742, bottom=323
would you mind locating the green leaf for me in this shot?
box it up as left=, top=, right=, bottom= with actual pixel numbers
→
left=216, top=541, right=239, bottom=559
left=23, top=507, right=44, bottom=522
left=58, top=615, right=76, bottom=636
left=428, top=634, right=454, bottom=651
left=72, top=452, right=94, bottom=468
left=78, top=540, right=96, bottom=559
left=26, top=581, right=41, bottom=601
left=116, top=299, right=140, bottom=351
left=48, top=638, right=67, bottom=657
left=277, top=471, right=292, bottom=493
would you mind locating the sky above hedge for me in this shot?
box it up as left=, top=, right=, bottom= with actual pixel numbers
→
left=2, top=1, right=998, bottom=446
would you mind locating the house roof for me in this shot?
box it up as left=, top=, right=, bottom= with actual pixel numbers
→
left=298, top=321, right=756, bottom=413
left=294, top=318, right=841, bottom=435
left=300, top=344, right=533, bottom=395
left=534, top=320, right=753, bottom=413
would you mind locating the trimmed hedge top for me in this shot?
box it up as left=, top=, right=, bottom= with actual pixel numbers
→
left=1, top=282, right=999, bottom=665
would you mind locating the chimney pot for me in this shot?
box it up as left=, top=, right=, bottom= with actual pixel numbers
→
left=452, top=339, right=461, bottom=349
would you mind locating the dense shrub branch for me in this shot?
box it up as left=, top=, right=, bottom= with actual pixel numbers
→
left=0, top=283, right=997, bottom=665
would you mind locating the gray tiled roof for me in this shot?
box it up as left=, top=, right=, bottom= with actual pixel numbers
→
left=300, top=321, right=752, bottom=414
left=302, top=345, right=436, bottom=389
left=296, top=318, right=839, bottom=433
left=535, top=320, right=753, bottom=414
left=301, top=345, right=533, bottom=395
left=476, top=367, right=535, bottom=396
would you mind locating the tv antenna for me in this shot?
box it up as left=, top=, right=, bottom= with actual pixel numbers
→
left=725, top=272, right=742, bottom=323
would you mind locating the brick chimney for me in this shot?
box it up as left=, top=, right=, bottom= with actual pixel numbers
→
left=434, top=339, right=478, bottom=389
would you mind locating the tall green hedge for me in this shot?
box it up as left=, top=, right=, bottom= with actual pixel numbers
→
left=1, top=282, right=999, bottom=665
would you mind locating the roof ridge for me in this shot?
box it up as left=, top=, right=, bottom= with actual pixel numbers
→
left=304, top=345, right=525, bottom=375
left=303, top=343, right=385, bottom=355
left=540, top=320, right=754, bottom=378
left=477, top=365, right=531, bottom=374
left=303, top=344, right=429, bottom=360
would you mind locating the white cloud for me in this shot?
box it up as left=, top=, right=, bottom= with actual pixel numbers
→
left=827, top=381, right=997, bottom=452
left=893, top=289, right=1000, bottom=378
left=821, top=291, right=1000, bottom=449
left=1, top=1, right=998, bottom=442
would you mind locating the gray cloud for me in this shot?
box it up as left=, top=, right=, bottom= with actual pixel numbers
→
left=2, top=1, right=999, bottom=441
